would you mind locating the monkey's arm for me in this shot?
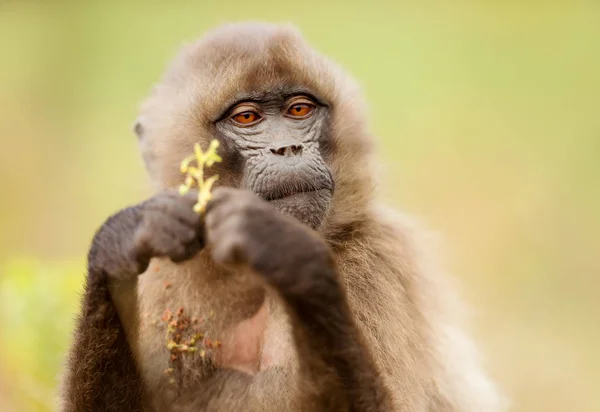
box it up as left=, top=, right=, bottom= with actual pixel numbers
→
left=61, top=208, right=145, bottom=412
left=282, top=260, right=393, bottom=411
left=61, top=192, right=203, bottom=412
left=200, top=187, right=394, bottom=411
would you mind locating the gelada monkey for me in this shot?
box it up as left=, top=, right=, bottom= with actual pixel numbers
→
left=61, top=22, right=503, bottom=412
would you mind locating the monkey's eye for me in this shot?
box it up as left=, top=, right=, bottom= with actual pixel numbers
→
left=286, top=103, right=314, bottom=119
left=232, top=111, right=261, bottom=125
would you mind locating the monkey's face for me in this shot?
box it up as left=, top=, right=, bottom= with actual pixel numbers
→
left=137, top=23, right=375, bottom=235
left=214, top=90, right=334, bottom=229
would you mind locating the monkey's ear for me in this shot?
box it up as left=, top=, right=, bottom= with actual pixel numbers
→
left=133, top=119, right=144, bottom=139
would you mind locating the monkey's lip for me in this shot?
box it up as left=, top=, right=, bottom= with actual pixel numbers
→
left=263, top=187, right=330, bottom=201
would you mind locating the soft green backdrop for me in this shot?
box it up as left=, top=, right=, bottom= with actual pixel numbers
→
left=1, top=1, right=598, bottom=411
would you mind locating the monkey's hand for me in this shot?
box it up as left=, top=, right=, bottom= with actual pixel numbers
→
left=204, top=187, right=338, bottom=301
left=89, top=190, right=204, bottom=281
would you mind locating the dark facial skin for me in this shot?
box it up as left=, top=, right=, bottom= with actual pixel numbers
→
left=214, top=90, right=334, bottom=229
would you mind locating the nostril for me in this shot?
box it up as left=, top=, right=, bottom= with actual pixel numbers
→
left=271, top=147, right=287, bottom=156
left=270, top=142, right=303, bottom=156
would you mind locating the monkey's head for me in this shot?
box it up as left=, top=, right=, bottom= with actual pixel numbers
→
left=135, top=22, right=375, bottom=233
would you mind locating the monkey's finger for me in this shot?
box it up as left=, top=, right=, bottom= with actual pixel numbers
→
left=184, top=238, right=203, bottom=259
left=158, top=231, right=187, bottom=258
left=209, top=234, right=248, bottom=266
left=204, top=201, right=236, bottom=235
left=148, top=192, right=202, bottom=228
left=170, top=237, right=202, bottom=263
left=147, top=209, right=203, bottom=261
left=204, top=187, right=236, bottom=215
left=179, top=188, right=202, bottom=208
left=133, top=226, right=183, bottom=263
left=151, top=212, right=198, bottom=244
left=205, top=214, right=249, bottom=262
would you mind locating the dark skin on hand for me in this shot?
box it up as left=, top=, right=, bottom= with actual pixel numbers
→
left=60, top=22, right=502, bottom=412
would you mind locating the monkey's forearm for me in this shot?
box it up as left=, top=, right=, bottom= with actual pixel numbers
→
left=61, top=264, right=144, bottom=412
left=288, top=266, right=394, bottom=412
left=264, top=249, right=393, bottom=411
left=62, top=205, right=160, bottom=411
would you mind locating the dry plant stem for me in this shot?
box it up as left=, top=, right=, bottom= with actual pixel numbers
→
left=178, top=140, right=222, bottom=213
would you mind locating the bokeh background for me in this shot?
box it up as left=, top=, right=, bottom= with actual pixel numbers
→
left=1, top=1, right=598, bottom=411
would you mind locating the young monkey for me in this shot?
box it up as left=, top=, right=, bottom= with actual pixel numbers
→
left=61, top=22, right=504, bottom=412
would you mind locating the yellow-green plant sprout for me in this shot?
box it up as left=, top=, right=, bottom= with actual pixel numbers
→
left=178, top=140, right=222, bottom=213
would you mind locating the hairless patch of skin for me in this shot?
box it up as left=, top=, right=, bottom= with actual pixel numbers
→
left=215, top=91, right=334, bottom=230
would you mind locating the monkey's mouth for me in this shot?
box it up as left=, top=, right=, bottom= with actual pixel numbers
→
left=261, top=183, right=333, bottom=202
left=264, top=187, right=321, bottom=201
left=250, top=173, right=335, bottom=229
left=257, top=182, right=334, bottom=229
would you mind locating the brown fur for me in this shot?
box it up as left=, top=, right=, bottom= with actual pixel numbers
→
left=61, top=22, right=504, bottom=411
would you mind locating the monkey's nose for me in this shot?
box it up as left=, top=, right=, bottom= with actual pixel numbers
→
left=269, top=142, right=303, bottom=157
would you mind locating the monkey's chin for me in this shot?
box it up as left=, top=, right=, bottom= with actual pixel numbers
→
left=268, top=189, right=332, bottom=230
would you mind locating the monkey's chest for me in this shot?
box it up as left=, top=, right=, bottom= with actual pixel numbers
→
left=131, top=256, right=292, bottom=407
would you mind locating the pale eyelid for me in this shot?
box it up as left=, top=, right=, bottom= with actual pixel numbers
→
left=286, top=96, right=316, bottom=108
left=230, top=103, right=262, bottom=117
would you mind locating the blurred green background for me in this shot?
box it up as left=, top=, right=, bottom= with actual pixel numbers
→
left=1, top=1, right=599, bottom=411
